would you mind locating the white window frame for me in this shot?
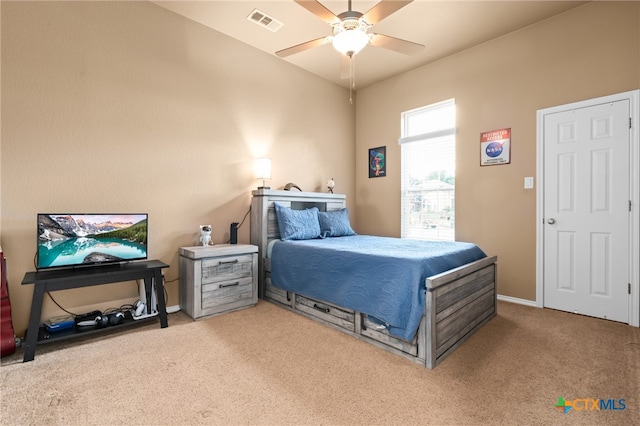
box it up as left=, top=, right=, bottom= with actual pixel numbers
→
left=399, top=99, right=456, bottom=241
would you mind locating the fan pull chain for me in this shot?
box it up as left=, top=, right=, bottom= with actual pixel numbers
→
left=349, top=55, right=355, bottom=104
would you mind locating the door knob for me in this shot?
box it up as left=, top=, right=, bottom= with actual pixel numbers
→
left=547, top=218, right=556, bottom=224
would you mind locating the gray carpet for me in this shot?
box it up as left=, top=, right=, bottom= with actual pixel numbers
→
left=1, top=301, right=639, bottom=425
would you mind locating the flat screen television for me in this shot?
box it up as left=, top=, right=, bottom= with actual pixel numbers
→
left=37, top=213, right=148, bottom=270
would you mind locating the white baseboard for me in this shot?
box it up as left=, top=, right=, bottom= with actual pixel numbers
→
left=497, top=294, right=538, bottom=308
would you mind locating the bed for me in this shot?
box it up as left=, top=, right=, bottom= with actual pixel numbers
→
left=250, top=189, right=497, bottom=369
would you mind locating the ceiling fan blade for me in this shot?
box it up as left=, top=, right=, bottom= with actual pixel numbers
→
left=294, top=0, right=340, bottom=25
left=340, top=55, right=351, bottom=80
left=276, top=37, right=331, bottom=58
left=369, top=33, right=424, bottom=55
left=362, top=0, right=413, bottom=25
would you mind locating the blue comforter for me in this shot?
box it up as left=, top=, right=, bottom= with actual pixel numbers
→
left=270, top=235, right=487, bottom=341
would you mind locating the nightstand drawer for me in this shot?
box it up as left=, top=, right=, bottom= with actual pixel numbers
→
left=202, top=254, right=253, bottom=284
left=202, top=277, right=253, bottom=309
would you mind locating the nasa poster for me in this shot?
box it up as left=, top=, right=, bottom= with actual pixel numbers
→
left=480, top=128, right=511, bottom=166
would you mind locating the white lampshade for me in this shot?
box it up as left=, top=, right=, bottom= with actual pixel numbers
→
left=332, top=25, right=370, bottom=56
left=255, top=157, right=271, bottom=179
left=255, top=157, right=272, bottom=189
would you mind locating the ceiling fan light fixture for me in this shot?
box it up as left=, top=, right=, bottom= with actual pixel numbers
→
left=332, top=19, right=370, bottom=56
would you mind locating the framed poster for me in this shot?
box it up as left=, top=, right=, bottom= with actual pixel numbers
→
left=480, top=128, right=511, bottom=166
left=369, top=146, right=386, bottom=178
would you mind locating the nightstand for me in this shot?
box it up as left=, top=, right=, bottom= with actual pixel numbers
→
left=179, top=244, right=258, bottom=319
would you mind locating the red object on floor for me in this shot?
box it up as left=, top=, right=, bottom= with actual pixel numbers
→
left=1, top=248, right=17, bottom=357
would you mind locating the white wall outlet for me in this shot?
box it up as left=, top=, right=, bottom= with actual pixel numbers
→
left=524, top=176, right=534, bottom=189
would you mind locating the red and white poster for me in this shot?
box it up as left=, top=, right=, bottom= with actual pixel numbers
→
left=480, top=128, right=511, bottom=166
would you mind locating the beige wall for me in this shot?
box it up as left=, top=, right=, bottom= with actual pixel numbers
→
left=1, top=1, right=355, bottom=335
left=355, top=1, right=640, bottom=301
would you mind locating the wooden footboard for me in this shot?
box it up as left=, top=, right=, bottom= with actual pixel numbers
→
left=424, top=255, right=497, bottom=368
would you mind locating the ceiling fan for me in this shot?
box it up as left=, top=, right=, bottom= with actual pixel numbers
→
left=276, top=0, right=424, bottom=83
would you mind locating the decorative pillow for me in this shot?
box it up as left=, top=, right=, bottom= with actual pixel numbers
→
left=318, top=208, right=357, bottom=238
left=274, top=202, right=321, bottom=241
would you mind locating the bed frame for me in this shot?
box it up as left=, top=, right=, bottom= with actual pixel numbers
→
left=250, top=189, right=497, bottom=369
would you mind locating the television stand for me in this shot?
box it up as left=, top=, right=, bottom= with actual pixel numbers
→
left=21, top=260, right=169, bottom=362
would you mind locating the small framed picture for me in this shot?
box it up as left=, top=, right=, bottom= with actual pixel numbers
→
left=480, top=128, right=511, bottom=166
left=369, top=146, right=386, bottom=178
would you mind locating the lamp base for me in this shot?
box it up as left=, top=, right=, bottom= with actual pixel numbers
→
left=257, top=186, right=271, bottom=190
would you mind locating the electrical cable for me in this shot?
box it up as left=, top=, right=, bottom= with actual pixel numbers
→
left=46, top=292, right=79, bottom=316
left=102, top=304, right=134, bottom=316
left=225, top=205, right=251, bottom=244
left=236, top=205, right=251, bottom=230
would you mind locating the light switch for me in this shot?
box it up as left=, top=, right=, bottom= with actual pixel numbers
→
left=524, top=177, right=534, bottom=189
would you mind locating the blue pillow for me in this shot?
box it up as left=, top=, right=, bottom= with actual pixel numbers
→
left=318, top=208, right=356, bottom=238
left=274, top=203, right=321, bottom=241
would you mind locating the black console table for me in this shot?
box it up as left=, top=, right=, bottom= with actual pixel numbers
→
left=21, top=260, right=169, bottom=362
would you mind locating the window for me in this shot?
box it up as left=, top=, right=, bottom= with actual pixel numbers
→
left=399, top=99, right=456, bottom=241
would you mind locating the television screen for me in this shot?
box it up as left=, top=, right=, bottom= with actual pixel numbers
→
left=37, top=214, right=148, bottom=270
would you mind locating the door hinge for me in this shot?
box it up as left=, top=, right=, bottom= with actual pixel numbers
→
left=630, top=200, right=633, bottom=212
left=630, top=117, right=633, bottom=129
left=629, top=283, right=632, bottom=295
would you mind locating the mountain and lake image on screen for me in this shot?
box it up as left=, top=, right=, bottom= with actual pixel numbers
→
left=37, top=214, right=148, bottom=269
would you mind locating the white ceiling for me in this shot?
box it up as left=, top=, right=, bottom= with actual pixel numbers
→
left=154, top=0, right=587, bottom=89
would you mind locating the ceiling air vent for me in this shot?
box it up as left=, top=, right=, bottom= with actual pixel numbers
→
left=247, top=9, right=284, bottom=33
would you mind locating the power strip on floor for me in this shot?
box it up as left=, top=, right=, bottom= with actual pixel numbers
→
left=166, top=305, right=181, bottom=314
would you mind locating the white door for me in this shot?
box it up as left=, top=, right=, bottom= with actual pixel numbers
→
left=543, top=100, right=630, bottom=322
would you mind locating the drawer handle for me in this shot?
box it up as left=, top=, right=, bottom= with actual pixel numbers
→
left=219, top=259, right=239, bottom=265
left=313, top=303, right=330, bottom=313
left=219, top=281, right=240, bottom=288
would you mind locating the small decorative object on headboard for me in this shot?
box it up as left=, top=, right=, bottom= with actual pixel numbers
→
left=284, top=182, right=302, bottom=191
left=327, top=178, right=335, bottom=193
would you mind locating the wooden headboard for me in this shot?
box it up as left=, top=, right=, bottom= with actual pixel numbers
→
left=249, top=189, right=347, bottom=297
